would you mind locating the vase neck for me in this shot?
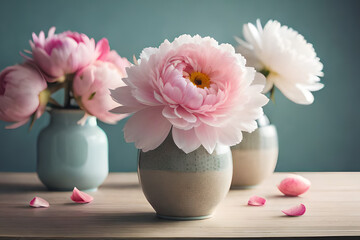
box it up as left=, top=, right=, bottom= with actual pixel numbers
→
left=49, top=109, right=97, bottom=126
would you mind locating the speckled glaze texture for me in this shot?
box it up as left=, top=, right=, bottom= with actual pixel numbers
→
left=231, top=115, right=278, bottom=188
left=138, top=135, right=233, bottom=220
left=37, top=109, right=108, bottom=191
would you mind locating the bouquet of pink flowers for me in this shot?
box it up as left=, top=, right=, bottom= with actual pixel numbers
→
left=0, top=27, right=131, bottom=129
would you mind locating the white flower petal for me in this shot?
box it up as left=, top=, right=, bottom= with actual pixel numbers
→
left=243, top=23, right=262, bottom=52
left=236, top=19, right=324, bottom=104
left=252, top=72, right=266, bottom=88
left=256, top=19, right=263, bottom=34
left=304, top=82, right=324, bottom=91
left=234, top=36, right=252, bottom=50
left=263, top=78, right=274, bottom=93
left=272, top=76, right=314, bottom=105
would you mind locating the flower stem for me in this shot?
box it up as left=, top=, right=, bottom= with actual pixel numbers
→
left=64, top=74, right=74, bottom=108
left=47, top=82, right=65, bottom=94
left=259, top=68, right=270, bottom=78
left=270, top=87, right=276, bottom=103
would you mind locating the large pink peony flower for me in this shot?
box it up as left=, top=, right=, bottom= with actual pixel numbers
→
left=111, top=35, right=269, bottom=153
left=73, top=52, right=131, bottom=124
left=0, top=63, right=48, bottom=129
left=30, top=27, right=106, bottom=80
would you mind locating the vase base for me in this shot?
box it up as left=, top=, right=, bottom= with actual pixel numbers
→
left=46, top=187, right=98, bottom=192
left=156, top=213, right=212, bottom=221
left=230, top=185, right=258, bottom=190
left=82, top=188, right=98, bottom=192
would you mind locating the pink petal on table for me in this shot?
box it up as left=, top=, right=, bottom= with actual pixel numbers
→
left=70, top=187, right=94, bottom=203
left=277, top=174, right=311, bottom=196
left=29, top=197, right=49, bottom=208
left=282, top=204, right=306, bottom=216
left=248, top=195, right=266, bottom=206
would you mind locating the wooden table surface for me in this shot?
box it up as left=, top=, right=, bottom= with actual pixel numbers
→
left=0, top=172, right=359, bottom=239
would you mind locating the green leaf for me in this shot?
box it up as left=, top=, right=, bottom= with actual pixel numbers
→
left=88, top=92, right=96, bottom=100
left=28, top=112, right=37, bottom=132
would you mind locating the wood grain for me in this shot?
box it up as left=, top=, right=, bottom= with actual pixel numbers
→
left=0, top=172, right=359, bottom=239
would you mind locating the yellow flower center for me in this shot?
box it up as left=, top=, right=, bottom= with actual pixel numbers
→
left=189, top=72, right=211, bottom=89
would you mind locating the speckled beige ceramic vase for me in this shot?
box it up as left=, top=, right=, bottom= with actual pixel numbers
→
left=231, top=115, right=278, bottom=188
left=138, top=135, right=233, bottom=220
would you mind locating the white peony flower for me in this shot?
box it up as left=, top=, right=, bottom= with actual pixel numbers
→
left=236, top=19, right=324, bottom=105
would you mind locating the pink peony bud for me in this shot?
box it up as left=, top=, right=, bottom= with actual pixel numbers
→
left=73, top=60, right=129, bottom=124
left=277, top=174, right=311, bottom=196
left=0, top=63, right=47, bottom=129
left=30, top=27, right=106, bottom=80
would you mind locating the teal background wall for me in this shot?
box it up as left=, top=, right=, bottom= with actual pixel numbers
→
left=0, top=0, right=359, bottom=172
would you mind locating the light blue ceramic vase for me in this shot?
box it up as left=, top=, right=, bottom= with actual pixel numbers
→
left=37, top=109, right=108, bottom=191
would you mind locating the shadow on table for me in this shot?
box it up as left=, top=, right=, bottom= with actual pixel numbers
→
left=265, top=194, right=304, bottom=199
left=92, top=212, right=179, bottom=225
left=0, top=182, right=47, bottom=193
left=100, top=182, right=140, bottom=190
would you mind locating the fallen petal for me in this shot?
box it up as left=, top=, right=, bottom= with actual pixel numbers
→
left=248, top=195, right=266, bottom=206
left=70, top=187, right=94, bottom=203
left=282, top=204, right=306, bottom=216
left=277, top=174, right=311, bottom=196
left=77, top=112, right=90, bottom=126
left=29, top=197, right=49, bottom=208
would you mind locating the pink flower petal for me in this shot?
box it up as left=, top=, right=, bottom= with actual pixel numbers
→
left=70, top=187, right=94, bottom=204
left=123, top=106, right=172, bottom=152
left=282, top=204, right=306, bottom=216
left=216, top=124, right=243, bottom=146
left=95, top=38, right=110, bottom=61
left=194, top=123, right=218, bottom=154
left=248, top=195, right=266, bottom=206
left=172, top=127, right=201, bottom=154
left=77, top=112, right=90, bottom=126
left=277, top=174, right=311, bottom=196
left=29, top=197, right=49, bottom=208
left=110, top=86, right=145, bottom=109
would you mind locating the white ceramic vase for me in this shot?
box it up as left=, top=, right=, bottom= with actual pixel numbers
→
left=138, top=135, right=233, bottom=220
left=230, top=115, right=278, bottom=188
